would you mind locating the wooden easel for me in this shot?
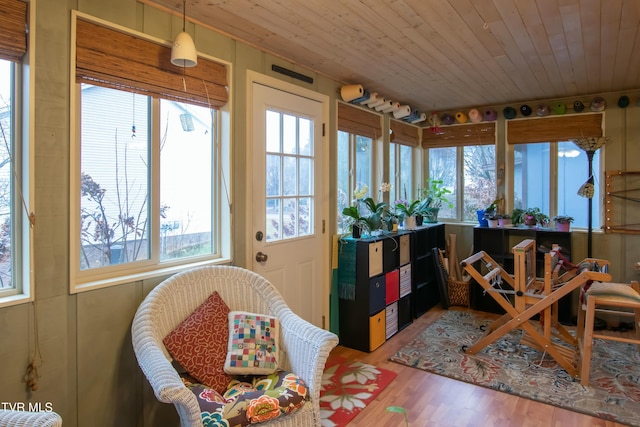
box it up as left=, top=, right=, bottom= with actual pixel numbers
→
left=460, top=239, right=612, bottom=378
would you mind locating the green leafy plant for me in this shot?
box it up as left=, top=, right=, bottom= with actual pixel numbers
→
left=512, top=207, right=549, bottom=226
left=394, top=199, right=421, bottom=220
left=552, top=215, right=574, bottom=224
left=420, top=178, right=453, bottom=209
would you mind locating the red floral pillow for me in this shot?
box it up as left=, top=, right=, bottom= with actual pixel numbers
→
left=163, top=291, right=232, bottom=393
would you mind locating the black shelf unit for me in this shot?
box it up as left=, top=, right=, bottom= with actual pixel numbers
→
left=471, top=226, right=573, bottom=323
left=336, top=223, right=445, bottom=352
left=411, top=224, right=446, bottom=318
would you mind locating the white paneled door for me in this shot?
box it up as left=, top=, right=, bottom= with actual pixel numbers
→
left=251, top=81, right=326, bottom=327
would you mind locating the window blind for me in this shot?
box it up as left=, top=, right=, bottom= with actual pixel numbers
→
left=390, top=119, right=419, bottom=147
left=506, top=113, right=603, bottom=144
left=0, top=0, right=27, bottom=63
left=421, top=122, right=496, bottom=148
left=338, top=102, right=382, bottom=140
left=75, top=18, right=228, bottom=109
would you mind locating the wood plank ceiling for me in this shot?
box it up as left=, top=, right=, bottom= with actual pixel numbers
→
left=145, top=0, right=640, bottom=115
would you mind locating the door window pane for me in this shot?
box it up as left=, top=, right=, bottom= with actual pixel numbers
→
left=265, top=109, right=314, bottom=242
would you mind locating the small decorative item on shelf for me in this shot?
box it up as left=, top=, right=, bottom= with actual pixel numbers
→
left=477, top=209, right=488, bottom=227
left=512, top=207, right=549, bottom=228
left=552, top=215, right=574, bottom=232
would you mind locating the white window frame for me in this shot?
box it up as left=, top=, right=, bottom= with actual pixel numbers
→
left=336, top=130, right=375, bottom=234
left=69, top=15, right=232, bottom=293
left=0, top=16, right=34, bottom=309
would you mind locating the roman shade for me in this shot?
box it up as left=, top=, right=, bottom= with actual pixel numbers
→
left=507, top=113, right=603, bottom=144
left=422, top=122, right=496, bottom=148
left=0, top=0, right=28, bottom=63
left=390, top=119, right=419, bottom=147
left=338, top=102, right=382, bottom=140
left=75, top=18, right=228, bottom=109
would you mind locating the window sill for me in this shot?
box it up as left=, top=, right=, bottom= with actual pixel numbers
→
left=0, top=293, right=34, bottom=309
left=71, top=257, right=233, bottom=294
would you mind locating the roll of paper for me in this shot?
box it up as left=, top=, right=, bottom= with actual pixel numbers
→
left=381, top=101, right=400, bottom=113
left=410, top=113, right=427, bottom=124
left=393, top=105, right=412, bottom=119
left=403, top=109, right=420, bottom=122
left=469, top=108, right=483, bottom=123
left=360, top=92, right=379, bottom=105
left=349, top=89, right=370, bottom=104
left=340, top=84, right=364, bottom=102
left=375, top=100, right=394, bottom=112
left=368, top=97, right=387, bottom=108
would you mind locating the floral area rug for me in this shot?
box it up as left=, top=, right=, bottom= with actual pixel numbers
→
left=320, top=356, right=397, bottom=427
left=389, top=310, right=640, bottom=426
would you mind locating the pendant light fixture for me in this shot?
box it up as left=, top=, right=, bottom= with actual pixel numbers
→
left=171, top=0, right=197, bottom=68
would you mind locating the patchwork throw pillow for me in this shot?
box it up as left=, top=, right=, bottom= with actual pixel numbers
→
left=224, top=311, right=280, bottom=375
left=163, top=291, right=232, bottom=393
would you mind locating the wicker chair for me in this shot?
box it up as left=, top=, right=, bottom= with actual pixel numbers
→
left=0, top=410, right=62, bottom=427
left=131, top=265, right=339, bottom=427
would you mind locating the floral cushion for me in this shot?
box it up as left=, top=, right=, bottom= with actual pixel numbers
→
left=183, top=370, right=308, bottom=427
left=224, top=311, right=280, bottom=375
left=163, top=291, right=232, bottom=393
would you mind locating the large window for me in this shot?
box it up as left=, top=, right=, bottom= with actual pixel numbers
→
left=513, top=141, right=599, bottom=228
left=337, top=131, right=372, bottom=233
left=428, top=145, right=496, bottom=221
left=71, top=16, right=229, bottom=290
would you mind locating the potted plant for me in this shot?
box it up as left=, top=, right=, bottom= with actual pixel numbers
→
left=394, top=199, right=421, bottom=229
left=553, top=215, right=574, bottom=232
left=419, top=178, right=453, bottom=223
left=497, top=213, right=512, bottom=227
left=477, top=198, right=502, bottom=227
left=512, top=207, right=549, bottom=227
left=341, top=205, right=366, bottom=238
left=484, top=211, right=499, bottom=228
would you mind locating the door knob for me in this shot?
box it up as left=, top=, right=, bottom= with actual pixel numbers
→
left=256, top=252, right=268, bottom=262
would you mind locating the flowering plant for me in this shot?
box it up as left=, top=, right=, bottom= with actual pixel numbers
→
left=342, top=183, right=391, bottom=234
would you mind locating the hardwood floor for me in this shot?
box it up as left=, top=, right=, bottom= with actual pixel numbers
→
left=330, top=306, right=625, bottom=427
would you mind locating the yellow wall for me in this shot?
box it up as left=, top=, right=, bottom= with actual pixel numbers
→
left=0, top=1, right=638, bottom=426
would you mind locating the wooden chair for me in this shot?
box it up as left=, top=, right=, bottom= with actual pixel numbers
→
left=576, top=280, right=640, bottom=386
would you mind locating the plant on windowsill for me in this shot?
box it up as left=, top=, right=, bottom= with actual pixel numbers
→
left=418, top=178, right=453, bottom=223
left=342, top=184, right=389, bottom=237
left=552, top=215, right=574, bottom=232
left=512, top=207, right=549, bottom=227
left=394, top=199, right=421, bottom=229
